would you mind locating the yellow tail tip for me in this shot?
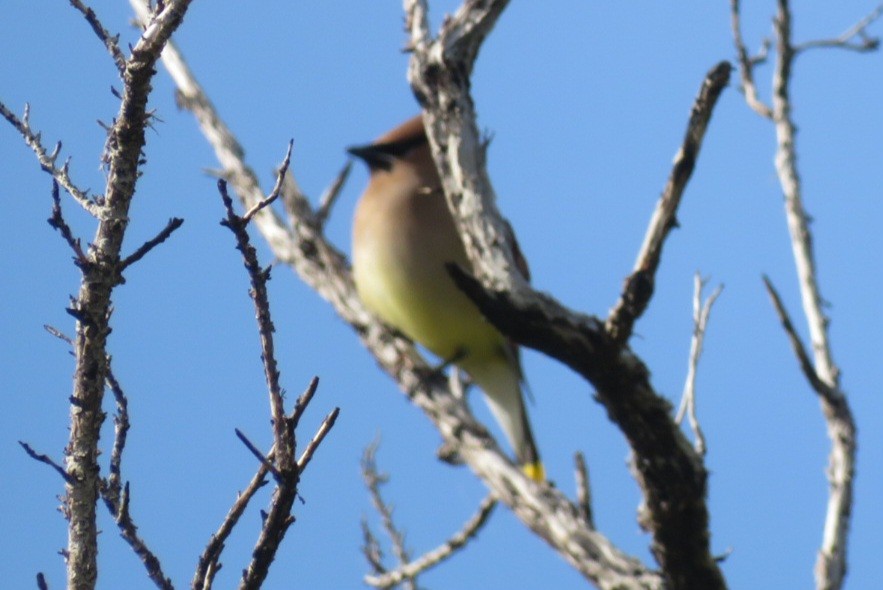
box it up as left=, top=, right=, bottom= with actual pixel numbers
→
left=522, top=462, right=546, bottom=483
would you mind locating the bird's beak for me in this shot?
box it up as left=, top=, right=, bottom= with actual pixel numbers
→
left=347, top=144, right=394, bottom=172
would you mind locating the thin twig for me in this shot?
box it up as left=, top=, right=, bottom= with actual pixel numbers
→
left=19, top=442, right=75, bottom=484
left=107, top=482, right=175, bottom=590
left=193, top=462, right=271, bottom=590
left=119, top=218, right=185, bottom=271
left=366, top=494, right=498, bottom=588
left=606, top=61, right=731, bottom=344
left=361, top=441, right=414, bottom=585
left=675, top=274, right=723, bottom=457
left=234, top=428, right=281, bottom=481
left=68, top=0, right=127, bottom=74
left=730, top=0, right=774, bottom=118
left=574, top=452, right=594, bottom=529
left=0, top=102, right=99, bottom=216
left=219, top=178, right=289, bottom=465
left=761, top=277, right=828, bottom=396
left=290, top=376, right=320, bottom=428
left=47, top=180, right=90, bottom=266
left=794, top=3, right=883, bottom=54
left=314, top=159, right=353, bottom=230
left=102, top=362, right=130, bottom=509
left=96, top=363, right=174, bottom=590
left=361, top=519, right=387, bottom=577
left=242, top=141, right=293, bottom=223
left=296, top=407, right=340, bottom=473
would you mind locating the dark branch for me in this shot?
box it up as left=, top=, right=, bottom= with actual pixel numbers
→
left=315, top=159, right=353, bottom=230
left=68, top=0, right=127, bottom=74
left=234, top=428, right=281, bottom=481
left=19, top=442, right=75, bottom=484
left=761, top=276, right=831, bottom=398
left=119, top=217, right=184, bottom=271
left=193, top=463, right=271, bottom=589
left=47, top=181, right=90, bottom=266
left=606, top=61, right=731, bottom=344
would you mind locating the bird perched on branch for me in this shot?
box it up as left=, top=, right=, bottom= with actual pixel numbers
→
left=349, top=115, right=544, bottom=482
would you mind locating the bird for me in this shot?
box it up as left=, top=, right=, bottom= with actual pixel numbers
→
left=349, top=115, right=544, bottom=482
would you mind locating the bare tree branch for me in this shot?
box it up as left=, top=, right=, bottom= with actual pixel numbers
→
left=0, top=102, right=99, bottom=216
left=361, top=441, right=416, bottom=589
left=315, top=159, right=353, bottom=230
left=443, top=60, right=731, bottom=588
left=762, top=276, right=826, bottom=393
left=730, top=0, right=774, bottom=118
left=47, top=180, right=90, bottom=266
left=675, top=274, right=723, bottom=457
left=366, top=493, right=498, bottom=589
left=68, top=0, right=127, bottom=74
left=51, top=3, right=195, bottom=584
left=732, top=2, right=868, bottom=587
left=794, top=4, right=883, bottom=53
left=193, top=463, right=271, bottom=590
left=606, top=61, right=731, bottom=344
left=19, top=442, right=75, bottom=484
left=296, top=407, right=340, bottom=473
left=119, top=217, right=184, bottom=271
left=217, top=176, right=339, bottom=589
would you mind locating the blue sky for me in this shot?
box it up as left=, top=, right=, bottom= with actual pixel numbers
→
left=1, top=2, right=882, bottom=589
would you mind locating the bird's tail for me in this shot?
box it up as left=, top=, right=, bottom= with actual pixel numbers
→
left=466, top=355, right=544, bottom=482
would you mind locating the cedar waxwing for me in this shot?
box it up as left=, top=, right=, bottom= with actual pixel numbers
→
left=349, top=115, right=544, bottom=482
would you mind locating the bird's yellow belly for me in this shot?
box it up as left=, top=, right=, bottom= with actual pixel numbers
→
left=354, top=232, right=504, bottom=364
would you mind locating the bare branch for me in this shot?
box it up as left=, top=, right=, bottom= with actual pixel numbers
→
left=314, top=159, right=353, bottom=230
left=606, top=61, right=731, bottom=344
left=242, top=140, right=293, bottom=223
left=296, top=407, right=340, bottom=473
left=675, top=274, right=723, bottom=457
left=68, top=0, right=127, bottom=74
left=730, top=0, right=774, bottom=118
left=37, top=573, right=49, bottom=590
left=219, top=178, right=289, bottom=465
left=106, top=483, right=175, bottom=590
left=102, top=363, right=130, bottom=508
left=193, top=463, right=271, bottom=590
left=291, top=376, right=320, bottom=427
left=361, top=519, right=387, bottom=578
left=47, top=180, right=90, bottom=266
left=94, top=363, right=174, bottom=590
left=0, top=101, right=100, bottom=216
left=361, top=441, right=415, bottom=585
left=761, top=276, right=827, bottom=395
left=366, top=494, right=498, bottom=589
left=119, top=217, right=184, bottom=271
left=234, top=428, right=281, bottom=481
left=57, top=1, right=196, bottom=583
left=732, top=2, right=864, bottom=587
left=794, top=4, right=883, bottom=54
left=19, top=442, right=75, bottom=484
left=574, top=452, right=594, bottom=529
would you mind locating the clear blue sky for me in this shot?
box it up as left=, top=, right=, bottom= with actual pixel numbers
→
left=2, top=2, right=882, bottom=589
